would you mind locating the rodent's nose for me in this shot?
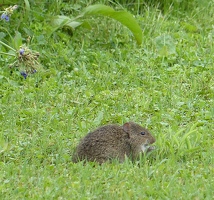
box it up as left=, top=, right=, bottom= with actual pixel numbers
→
left=150, top=137, right=156, bottom=144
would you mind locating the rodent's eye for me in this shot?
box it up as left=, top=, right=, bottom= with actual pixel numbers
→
left=140, top=131, right=146, bottom=135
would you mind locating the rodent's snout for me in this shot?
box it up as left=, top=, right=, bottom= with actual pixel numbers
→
left=150, top=137, right=156, bottom=144
left=146, top=137, right=156, bottom=144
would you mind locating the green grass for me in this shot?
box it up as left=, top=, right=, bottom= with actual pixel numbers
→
left=0, top=0, right=214, bottom=199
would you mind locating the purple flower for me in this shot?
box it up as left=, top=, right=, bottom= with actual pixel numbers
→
left=32, top=69, right=37, bottom=74
left=20, top=71, right=28, bottom=79
left=1, top=13, right=10, bottom=22
left=5, top=15, right=10, bottom=21
left=19, top=48, right=25, bottom=55
left=1, top=13, right=6, bottom=19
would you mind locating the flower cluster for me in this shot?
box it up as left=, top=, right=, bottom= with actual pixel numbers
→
left=6, top=43, right=40, bottom=79
left=1, top=5, right=18, bottom=22
left=17, top=44, right=40, bottom=79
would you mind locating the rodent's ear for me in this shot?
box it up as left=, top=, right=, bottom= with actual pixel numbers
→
left=122, top=122, right=131, bottom=133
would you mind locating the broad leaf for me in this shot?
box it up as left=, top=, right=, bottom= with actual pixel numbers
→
left=51, top=16, right=83, bottom=34
left=82, top=4, right=143, bottom=45
left=155, top=34, right=176, bottom=57
left=13, top=31, right=22, bottom=50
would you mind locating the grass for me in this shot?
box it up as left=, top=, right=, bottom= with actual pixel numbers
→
left=0, top=0, right=214, bottom=199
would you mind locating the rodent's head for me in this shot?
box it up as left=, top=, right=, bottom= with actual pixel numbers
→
left=122, top=122, right=156, bottom=155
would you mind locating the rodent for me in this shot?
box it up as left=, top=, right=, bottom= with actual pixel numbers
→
left=72, top=122, right=155, bottom=164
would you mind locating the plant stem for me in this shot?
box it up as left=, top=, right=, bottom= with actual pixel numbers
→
left=0, top=51, right=16, bottom=57
left=0, top=41, right=16, bottom=52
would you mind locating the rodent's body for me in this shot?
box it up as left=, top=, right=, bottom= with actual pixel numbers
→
left=72, top=122, right=155, bottom=164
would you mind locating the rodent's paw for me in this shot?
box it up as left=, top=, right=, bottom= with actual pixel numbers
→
left=147, top=145, right=156, bottom=152
left=141, top=144, right=156, bottom=153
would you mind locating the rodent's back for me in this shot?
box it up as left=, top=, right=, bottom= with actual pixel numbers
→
left=72, top=124, right=131, bottom=163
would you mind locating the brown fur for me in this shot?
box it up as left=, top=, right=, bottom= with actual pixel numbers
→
left=72, top=122, right=155, bottom=164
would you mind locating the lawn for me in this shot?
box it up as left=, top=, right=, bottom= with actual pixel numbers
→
left=0, top=0, right=213, bottom=199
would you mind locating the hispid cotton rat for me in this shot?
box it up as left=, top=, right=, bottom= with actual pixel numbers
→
left=72, top=122, right=156, bottom=164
